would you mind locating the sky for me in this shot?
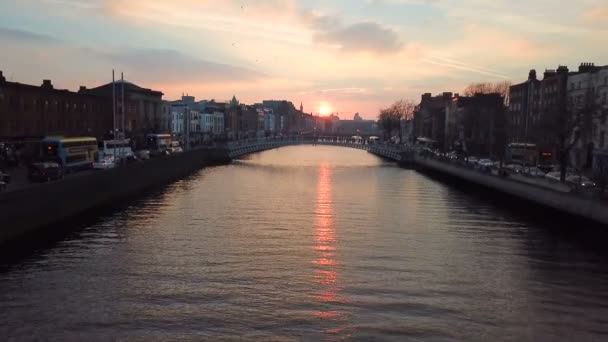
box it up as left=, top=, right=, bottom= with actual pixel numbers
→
left=0, top=0, right=607, bottom=119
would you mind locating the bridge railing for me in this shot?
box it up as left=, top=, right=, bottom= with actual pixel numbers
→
left=224, top=136, right=418, bottom=163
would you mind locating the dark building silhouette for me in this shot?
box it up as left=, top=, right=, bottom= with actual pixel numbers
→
left=0, top=71, right=112, bottom=141
left=457, top=93, right=507, bottom=157
left=81, top=81, right=163, bottom=146
left=508, top=69, right=541, bottom=143
left=414, top=92, right=457, bottom=148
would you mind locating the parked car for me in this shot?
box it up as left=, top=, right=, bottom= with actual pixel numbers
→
left=523, top=167, right=545, bottom=178
left=545, top=171, right=562, bottom=182
left=135, top=150, right=151, bottom=160
left=566, top=175, right=596, bottom=189
left=505, top=164, right=523, bottom=174
left=467, top=156, right=479, bottom=165
left=28, top=162, right=63, bottom=182
left=0, top=169, right=10, bottom=190
left=93, top=155, right=118, bottom=170
left=170, top=141, right=183, bottom=154
left=477, top=159, right=494, bottom=172
left=0, top=170, right=11, bottom=184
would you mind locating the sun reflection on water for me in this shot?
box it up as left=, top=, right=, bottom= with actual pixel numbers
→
left=311, top=162, right=348, bottom=335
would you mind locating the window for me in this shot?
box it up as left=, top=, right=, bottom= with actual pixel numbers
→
left=570, top=83, right=574, bottom=90
left=605, top=76, right=608, bottom=86
left=603, top=92, right=607, bottom=105
left=578, top=81, right=581, bottom=89
left=601, top=132, right=605, bottom=149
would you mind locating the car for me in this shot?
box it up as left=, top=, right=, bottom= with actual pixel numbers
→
left=505, top=164, right=523, bottom=174
left=93, top=155, right=118, bottom=170
left=523, top=167, right=545, bottom=177
left=169, top=141, right=184, bottom=154
left=135, top=150, right=151, bottom=160
left=566, top=175, right=596, bottom=189
left=28, top=162, right=63, bottom=182
left=545, top=171, right=562, bottom=182
left=477, top=159, right=494, bottom=172
left=466, top=156, right=479, bottom=165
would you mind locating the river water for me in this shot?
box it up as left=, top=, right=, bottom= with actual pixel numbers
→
left=2, top=146, right=608, bottom=341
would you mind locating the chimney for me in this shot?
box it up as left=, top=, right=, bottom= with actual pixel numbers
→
left=556, top=65, right=569, bottom=74
left=528, top=69, right=537, bottom=80
left=578, top=62, right=597, bottom=73
left=41, top=79, right=53, bottom=90
left=0, top=70, right=5, bottom=83
left=78, top=86, right=87, bottom=93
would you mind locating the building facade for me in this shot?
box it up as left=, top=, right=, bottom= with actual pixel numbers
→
left=0, top=71, right=112, bottom=141
left=508, top=69, right=541, bottom=143
left=82, top=80, right=163, bottom=147
left=567, top=64, right=608, bottom=170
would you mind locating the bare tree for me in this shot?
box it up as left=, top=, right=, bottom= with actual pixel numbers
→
left=547, top=89, right=608, bottom=182
left=464, top=81, right=511, bottom=104
left=378, top=99, right=416, bottom=143
left=378, top=107, right=395, bottom=142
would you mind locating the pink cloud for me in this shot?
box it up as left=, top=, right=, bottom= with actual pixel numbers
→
left=582, top=7, right=608, bottom=22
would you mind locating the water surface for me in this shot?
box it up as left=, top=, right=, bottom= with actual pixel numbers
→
left=2, top=146, right=608, bottom=341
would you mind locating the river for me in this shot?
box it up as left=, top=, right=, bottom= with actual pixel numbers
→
left=2, top=145, right=608, bottom=341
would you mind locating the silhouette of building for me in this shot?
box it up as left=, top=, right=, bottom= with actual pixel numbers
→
left=508, top=69, right=541, bottom=143
left=0, top=71, right=112, bottom=141
left=82, top=80, right=163, bottom=147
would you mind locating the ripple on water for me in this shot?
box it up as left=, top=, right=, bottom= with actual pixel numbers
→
left=2, top=146, right=608, bottom=341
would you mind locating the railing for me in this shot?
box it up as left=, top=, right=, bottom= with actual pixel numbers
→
left=224, top=137, right=415, bottom=162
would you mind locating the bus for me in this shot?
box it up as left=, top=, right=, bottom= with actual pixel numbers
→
left=146, top=134, right=172, bottom=156
left=41, top=137, right=98, bottom=172
left=506, top=143, right=554, bottom=170
left=98, top=139, right=134, bottom=160
left=506, top=143, right=537, bottom=166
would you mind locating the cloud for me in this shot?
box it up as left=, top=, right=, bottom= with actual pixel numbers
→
left=299, top=87, right=369, bottom=98
left=302, top=12, right=403, bottom=54
left=582, top=7, right=608, bottom=24
left=0, top=27, right=265, bottom=88
left=95, top=48, right=265, bottom=84
left=0, top=27, right=60, bottom=44
left=315, top=21, right=403, bottom=54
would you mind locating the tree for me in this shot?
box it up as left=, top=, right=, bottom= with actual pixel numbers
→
left=549, top=89, right=608, bottom=182
left=377, top=99, right=416, bottom=143
left=378, top=107, right=395, bottom=142
left=463, top=81, right=512, bottom=104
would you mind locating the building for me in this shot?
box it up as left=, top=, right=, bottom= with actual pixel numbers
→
left=198, top=100, right=226, bottom=138
left=0, top=71, right=112, bottom=142
left=262, top=100, right=298, bottom=133
left=414, top=92, right=458, bottom=149
left=456, top=93, right=507, bottom=158
left=508, top=69, right=541, bottom=143
left=415, top=91, right=506, bottom=156
left=508, top=62, right=608, bottom=170
left=566, top=63, right=608, bottom=170
left=82, top=80, right=163, bottom=147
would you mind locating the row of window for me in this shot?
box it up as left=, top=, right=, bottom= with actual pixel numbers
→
left=570, top=77, right=608, bottom=91
left=0, top=95, right=105, bottom=114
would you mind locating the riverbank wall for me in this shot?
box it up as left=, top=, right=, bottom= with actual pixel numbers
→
left=415, top=157, right=608, bottom=225
left=0, top=147, right=231, bottom=244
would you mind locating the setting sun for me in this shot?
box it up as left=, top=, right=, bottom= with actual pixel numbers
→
left=319, top=105, right=332, bottom=116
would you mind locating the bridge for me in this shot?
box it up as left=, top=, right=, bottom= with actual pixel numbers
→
left=224, top=137, right=415, bottom=164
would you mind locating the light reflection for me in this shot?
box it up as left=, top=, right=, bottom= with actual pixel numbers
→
left=311, top=162, right=347, bottom=333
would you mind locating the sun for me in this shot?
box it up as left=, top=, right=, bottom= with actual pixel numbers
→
left=319, top=105, right=331, bottom=116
